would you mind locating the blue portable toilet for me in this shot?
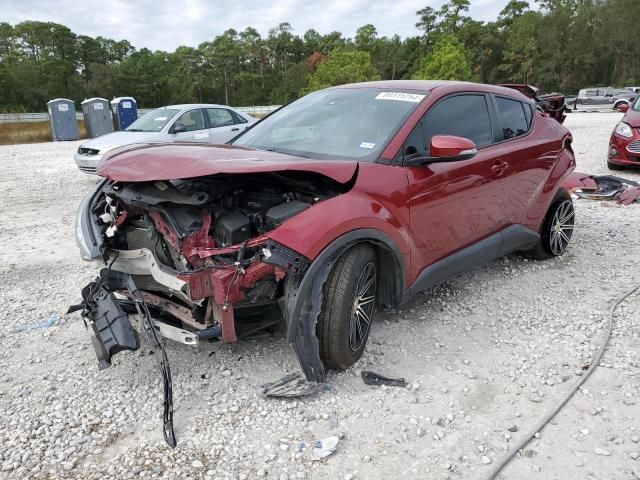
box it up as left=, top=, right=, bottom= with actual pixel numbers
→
left=110, top=97, right=138, bottom=130
left=47, top=98, right=80, bottom=141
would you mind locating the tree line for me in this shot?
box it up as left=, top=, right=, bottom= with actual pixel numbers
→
left=1, top=0, right=639, bottom=112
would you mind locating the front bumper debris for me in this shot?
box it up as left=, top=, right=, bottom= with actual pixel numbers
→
left=73, top=269, right=139, bottom=369
left=71, top=268, right=177, bottom=447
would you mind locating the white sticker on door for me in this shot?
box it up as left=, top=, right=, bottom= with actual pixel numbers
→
left=58, top=104, right=69, bottom=112
left=122, top=101, right=132, bottom=108
left=93, top=103, right=104, bottom=110
left=375, top=92, right=425, bottom=103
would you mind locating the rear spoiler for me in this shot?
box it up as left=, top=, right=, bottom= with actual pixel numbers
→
left=497, top=83, right=568, bottom=124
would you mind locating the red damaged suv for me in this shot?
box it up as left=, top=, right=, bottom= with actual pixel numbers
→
left=608, top=98, right=640, bottom=169
left=74, top=81, right=575, bottom=434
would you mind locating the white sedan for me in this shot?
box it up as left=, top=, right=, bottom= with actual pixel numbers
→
left=74, top=104, right=256, bottom=174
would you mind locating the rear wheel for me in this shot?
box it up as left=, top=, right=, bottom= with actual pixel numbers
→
left=608, top=161, right=624, bottom=171
left=317, top=245, right=377, bottom=370
left=526, top=190, right=575, bottom=260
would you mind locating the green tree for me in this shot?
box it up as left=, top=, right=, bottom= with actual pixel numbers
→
left=306, top=50, right=380, bottom=92
left=412, top=37, right=473, bottom=80
left=498, top=11, right=540, bottom=83
left=416, top=6, right=438, bottom=35
left=355, top=24, right=377, bottom=51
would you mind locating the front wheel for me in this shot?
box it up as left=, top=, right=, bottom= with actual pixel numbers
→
left=526, top=190, right=575, bottom=260
left=317, top=245, right=377, bottom=370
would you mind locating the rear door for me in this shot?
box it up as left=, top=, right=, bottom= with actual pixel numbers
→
left=206, top=108, right=248, bottom=143
left=406, top=93, right=511, bottom=270
left=169, top=108, right=210, bottom=142
left=489, top=94, right=553, bottom=226
left=580, top=89, right=599, bottom=107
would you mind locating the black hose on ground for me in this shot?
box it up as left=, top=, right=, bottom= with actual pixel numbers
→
left=485, top=283, right=640, bottom=480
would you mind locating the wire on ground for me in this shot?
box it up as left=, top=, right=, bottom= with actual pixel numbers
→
left=485, top=283, right=640, bottom=480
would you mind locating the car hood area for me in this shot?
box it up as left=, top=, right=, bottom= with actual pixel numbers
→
left=79, top=131, right=167, bottom=153
left=622, top=109, right=640, bottom=128
left=97, top=143, right=359, bottom=184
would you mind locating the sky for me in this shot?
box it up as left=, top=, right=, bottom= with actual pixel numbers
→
left=1, top=0, right=513, bottom=51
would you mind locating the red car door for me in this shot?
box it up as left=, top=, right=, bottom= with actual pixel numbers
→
left=402, top=93, right=510, bottom=279
left=489, top=95, right=557, bottom=229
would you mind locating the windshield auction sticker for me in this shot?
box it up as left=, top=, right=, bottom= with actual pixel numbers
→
left=375, top=92, right=425, bottom=103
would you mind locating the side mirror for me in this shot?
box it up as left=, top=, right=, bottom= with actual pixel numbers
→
left=617, top=103, right=629, bottom=113
left=405, top=135, right=477, bottom=166
left=171, top=122, right=186, bottom=134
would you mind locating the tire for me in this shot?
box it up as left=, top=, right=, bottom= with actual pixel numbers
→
left=317, top=244, right=377, bottom=370
left=608, top=161, right=624, bottom=171
left=526, top=190, right=575, bottom=260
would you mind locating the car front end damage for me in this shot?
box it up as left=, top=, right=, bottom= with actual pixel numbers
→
left=75, top=167, right=356, bottom=363
left=72, top=166, right=358, bottom=443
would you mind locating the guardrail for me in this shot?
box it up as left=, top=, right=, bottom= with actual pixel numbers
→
left=0, top=105, right=281, bottom=124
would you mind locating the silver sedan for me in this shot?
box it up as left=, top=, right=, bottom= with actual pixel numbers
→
left=74, top=104, right=256, bottom=174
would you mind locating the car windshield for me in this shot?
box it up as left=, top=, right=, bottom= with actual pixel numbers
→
left=125, top=108, right=180, bottom=132
left=633, top=96, right=640, bottom=111
left=232, top=88, right=427, bottom=161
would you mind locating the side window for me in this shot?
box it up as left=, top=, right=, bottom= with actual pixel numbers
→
left=404, top=94, right=493, bottom=157
left=174, top=109, right=206, bottom=132
left=495, top=96, right=529, bottom=140
left=207, top=108, right=235, bottom=128
left=585, top=90, right=597, bottom=97
left=230, top=110, right=248, bottom=124
left=523, top=102, right=533, bottom=127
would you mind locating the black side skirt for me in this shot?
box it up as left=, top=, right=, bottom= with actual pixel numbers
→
left=404, top=224, right=539, bottom=301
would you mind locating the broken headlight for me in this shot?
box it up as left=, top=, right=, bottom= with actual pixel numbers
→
left=75, top=181, right=106, bottom=260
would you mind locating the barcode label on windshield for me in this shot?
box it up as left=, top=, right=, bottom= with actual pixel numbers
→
left=375, top=92, right=425, bottom=103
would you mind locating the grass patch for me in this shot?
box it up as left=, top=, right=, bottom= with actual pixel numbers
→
left=0, top=121, right=86, bottom=145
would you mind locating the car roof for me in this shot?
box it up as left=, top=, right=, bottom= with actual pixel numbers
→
left=160, top=103, right=238, bottom=110
left=333, top=80, right=534, bottom=101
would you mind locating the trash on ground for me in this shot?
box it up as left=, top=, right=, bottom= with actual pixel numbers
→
left=561, top=172, right=640, bottom=204
left=15, top=313, right=60, bottom=333
left=312, top=436, right=339, bottom=460
left=361, top=370, right=408, bottom=387
left=617, top=186, right=640, bottom=205
left=262, top=372, right=324, bottom=398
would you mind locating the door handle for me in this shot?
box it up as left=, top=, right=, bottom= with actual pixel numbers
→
left=231, top=127, right=240, bottom=131
left=491, top=159, right=509, bottom=176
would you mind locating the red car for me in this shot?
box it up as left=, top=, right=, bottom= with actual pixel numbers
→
left=74, top=81, right=575, bottom=442
left=609, top=100, right=640, bottom=169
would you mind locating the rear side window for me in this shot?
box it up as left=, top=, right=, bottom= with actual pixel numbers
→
left=495, top=97, right=529, bottom=140
left=523, top=103, right=533, bottom=127
left=231, top=111, right=248, bottom=124
left=206, top=108, right=235, bottom=128
left=404, top=94, right=493, bottom=157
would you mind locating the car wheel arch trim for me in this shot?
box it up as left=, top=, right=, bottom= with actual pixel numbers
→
left=283, top=228, right=405, bottom=382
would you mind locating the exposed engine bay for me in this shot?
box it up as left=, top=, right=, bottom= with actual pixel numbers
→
left=71, top=170, right=350, bottom=446
left=86, top=170, right=347, bottom=346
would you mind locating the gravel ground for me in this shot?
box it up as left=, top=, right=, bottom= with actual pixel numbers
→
left=0, top=112, right=639, bottom=480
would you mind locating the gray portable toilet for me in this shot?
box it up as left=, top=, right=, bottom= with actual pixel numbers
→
left=81, top=97, right=113, bottom=138
left=110, top=97, right=138, bottom=131
left=47, top=98, right=80, bottom=141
